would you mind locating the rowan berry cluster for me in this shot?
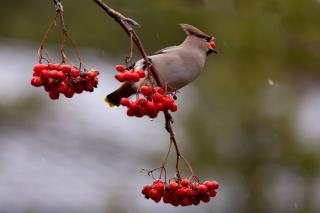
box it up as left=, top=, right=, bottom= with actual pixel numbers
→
left=119, top=85, right=178, bottom=118
left=142, top=178, right=219, bottom=206
left=115, top=65, right=145, bottom=82
left=31, top=63, right=99, bottom=100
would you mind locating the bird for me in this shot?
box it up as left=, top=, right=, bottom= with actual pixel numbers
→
left=105, top=23, right=217, bottom=107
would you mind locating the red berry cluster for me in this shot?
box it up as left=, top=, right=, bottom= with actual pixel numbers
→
left=142, top=179, right=219, bottom=206
left=31, top=63, right=99, bottom=100
left=120, top=86, right=178, bottom=118
left=115, top=65, right=145, bottom=82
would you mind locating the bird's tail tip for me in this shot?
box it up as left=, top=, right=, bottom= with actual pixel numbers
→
left=104, top=96, right=118, bottom=108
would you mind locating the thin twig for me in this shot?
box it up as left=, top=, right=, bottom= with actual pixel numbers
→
left=38, top=13, right=58, bottom=64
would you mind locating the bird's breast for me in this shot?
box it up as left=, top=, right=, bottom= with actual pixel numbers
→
left=150, top=51, right=205, bottom=90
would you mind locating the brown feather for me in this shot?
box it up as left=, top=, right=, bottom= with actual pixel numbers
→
left=106, top=82, right=137, bottom=106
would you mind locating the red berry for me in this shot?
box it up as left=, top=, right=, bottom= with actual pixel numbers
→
left=151, top=93, right=164, bottom=102
left=148, top=111, right=158, bottom=119
left=153, top=179, right=164, bottom=185
left=137, top=98, right=147, bottom=107
left=155, top=103, right=164, bottom=111
left=191, top=198, right=201, bottom=206
left=209, top=41, right=216, bottom=49
left=115, top=65, right=126, bottom=72
left=163, top=97, right=174, bottom=109
left=91, top=77, right=99, bottom=87
left=170, top=103, right=178, bottom=112
left=129, top=102, right=138, bottom=111
left=120, top=98, right=130, bottom=106
left=126, top=109, right=135, bottom=116
left=201, top=195, right=210, bottom=203
left=56, top=71, right=66, bottom=80
left=181, top=197, right=192, bottom=206
left=209, top=189, right=217, bottom=197
left=146, top=101, right=156, bottom=111
left=168, top=182, right=179, bottom=191
left=74, top=84, right=84, bottom=94
left=187, top=188, right=197, bottom=197
left=140, top=86, right=152, bottom=96
left=163, top=196, right=171, bottom=204
left=47, top=78, right=55, bottom=87
left=136, top=107, right=147, bottom=117
left=33, top=64, right=47, bottom=72
left=177, top=187, right=188, bottom=197
left=211, top=181, right=219, bottom=189
left=40, top=69, right=50, bottom=78
left=115, top=73, right=126, bottom=82
left=137, top=70, right=145, bottom=78
left=48, top=63, right=59, bottom=70
left=57, top=83, right=68, bottom=94
left=33, top=71, right=40, bottom=77
left=131, top=72, right=140, bottom=82
left=64, top=88, right=75, bottom=98
left=180, top=179, right=190, bottom=187
left=142, top=185, right=152, bottom=196
left=154, top=183, right=164, bottom=194
left=70, top=68, right=80, bottom=77
left=123, top=71, right=132, bottom=81
left=148, top=189, right=161, bottom=202
left=87, top=71, right=98, bottom=78
left=31, top=77, right=43, bottom=87
left=153, top=86, right=165, bottom=95
left=62, top=65, right=72, bottom=73
left=49, top=70, right=58, bottom=79
left=204, top=181, right=219, bottom=190
left=198, top=185, right=208, bottom=194
left=84, top=83, right=94, bottom=92
left=49, top=91, right=59, bottom=100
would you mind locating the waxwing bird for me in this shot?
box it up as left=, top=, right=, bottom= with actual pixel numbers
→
left=106, top=23, right=217, bottom=106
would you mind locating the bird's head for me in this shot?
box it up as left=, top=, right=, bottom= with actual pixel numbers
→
left=180, top=24, right=217, bottom=55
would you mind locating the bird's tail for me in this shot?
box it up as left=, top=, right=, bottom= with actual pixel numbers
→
left=105, top=82, right=137, bottom=107
left=105, top=59, right=146, bottom=107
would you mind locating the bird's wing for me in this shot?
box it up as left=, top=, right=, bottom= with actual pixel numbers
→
left=153, top=46, right=179, bottom=55
left=133, top=46, right=180, bottom=70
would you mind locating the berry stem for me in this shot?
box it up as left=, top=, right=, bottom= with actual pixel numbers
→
left=164, top=111, right=182, bottom=180
left=38, top=13, right=58, bottom=64
left=54, top=0, right=85, bottom=68
left=125, top=33, right=135, bottom=66
left=58, top=11, right=68, bottom=64
left=159, top=138, right=172, bottom=180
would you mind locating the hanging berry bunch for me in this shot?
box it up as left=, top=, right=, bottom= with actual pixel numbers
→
left=142, top=179, right=219, bottom=206
left=114, top=65, right=178, bottom=119
left=30, top=0, right=99, bottom=100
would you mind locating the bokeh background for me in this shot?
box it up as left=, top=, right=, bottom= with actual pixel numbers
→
left=1, top=0, right=320, bottom=212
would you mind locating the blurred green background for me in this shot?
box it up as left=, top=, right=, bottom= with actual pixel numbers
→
left=0, top=0, right=320, bottom=213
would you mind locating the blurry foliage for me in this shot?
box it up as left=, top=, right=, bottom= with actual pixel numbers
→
left=0, top=0, right=320, bottom=212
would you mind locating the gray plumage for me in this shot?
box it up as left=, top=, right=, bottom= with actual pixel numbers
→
left=106, top=24, right=216, bottom=106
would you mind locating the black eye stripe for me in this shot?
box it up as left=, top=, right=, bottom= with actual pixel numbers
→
left=194, top=34, right=211, bottom=41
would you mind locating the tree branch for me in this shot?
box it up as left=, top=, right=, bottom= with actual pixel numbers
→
left=94, top=0, right=184, bottom=179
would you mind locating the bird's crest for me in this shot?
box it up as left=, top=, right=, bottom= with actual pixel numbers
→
left=180, top=24, right=211, bottom=39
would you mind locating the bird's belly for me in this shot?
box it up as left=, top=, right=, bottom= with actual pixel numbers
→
left=153, top=57, right=203, bottom=90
